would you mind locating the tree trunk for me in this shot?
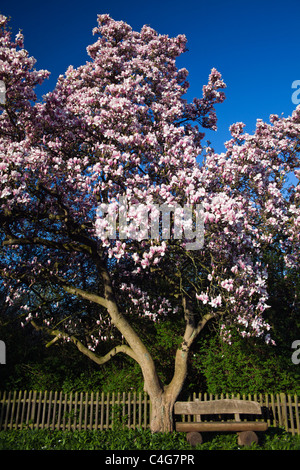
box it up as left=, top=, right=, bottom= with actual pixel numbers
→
left=149, top=390, right=177, bottom=433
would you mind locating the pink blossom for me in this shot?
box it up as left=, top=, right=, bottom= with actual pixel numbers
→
left=1, top=12, right=299, bottom=363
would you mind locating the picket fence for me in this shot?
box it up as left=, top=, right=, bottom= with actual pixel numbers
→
left=0, top=390, right=299, bottom=435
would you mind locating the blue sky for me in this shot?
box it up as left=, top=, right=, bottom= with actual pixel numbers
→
left=1, top=0, right=300, bottom=153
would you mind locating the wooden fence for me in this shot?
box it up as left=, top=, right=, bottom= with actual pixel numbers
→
left=0, top=390, right=299, bottom=435
left=0, top=390, right=150, bottom=432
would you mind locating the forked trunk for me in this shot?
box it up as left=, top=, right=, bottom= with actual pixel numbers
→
left=146, top=341, right=192, bottom=433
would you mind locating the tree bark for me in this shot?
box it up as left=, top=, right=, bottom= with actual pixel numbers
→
left=149, top=390, right=176, bottom=433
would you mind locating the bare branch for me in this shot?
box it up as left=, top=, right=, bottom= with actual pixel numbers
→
left=62, top=284, right=108, bottom=309
left=31, top=320, right=138, bottom=365
left=2, top=234, right=92, bottom=255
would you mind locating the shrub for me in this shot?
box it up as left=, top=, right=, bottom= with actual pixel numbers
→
left=191, top=330, right=300, bottom=395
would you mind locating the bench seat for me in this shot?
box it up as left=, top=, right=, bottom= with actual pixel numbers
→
left=176, top=420, right=268, bottom=433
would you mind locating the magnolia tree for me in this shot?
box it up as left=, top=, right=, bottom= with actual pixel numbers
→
left=0, top=14, right=300, bottom=432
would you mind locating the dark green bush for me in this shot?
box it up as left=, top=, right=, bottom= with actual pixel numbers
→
left=190, top=330, right=300, bottom=395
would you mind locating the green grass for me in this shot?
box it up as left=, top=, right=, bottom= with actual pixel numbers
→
left=0, top=427, right=300, bottom=450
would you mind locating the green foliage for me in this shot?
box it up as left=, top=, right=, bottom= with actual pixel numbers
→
left=0, top=428, right=299, bottom=450
left=262, top=429, right=300, bottom=450
left=0, top=429, right=190, bottom=450
left=61, top=360, right=144, bottom=393
left=190, top=329, right=300, bottom=395
left=3, top=358, right=144, bottom=393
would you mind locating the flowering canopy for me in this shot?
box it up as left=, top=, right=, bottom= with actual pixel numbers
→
left=0, top=13, right=299, bottom=375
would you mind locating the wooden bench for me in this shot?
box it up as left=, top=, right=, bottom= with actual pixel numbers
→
left=175, top=398, right=268, bottom=446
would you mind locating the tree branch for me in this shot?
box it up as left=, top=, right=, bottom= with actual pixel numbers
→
left=2, top=234, right=92, bottom=255
left=61, top=284, right=108, bottom=309
left=30, top=320, right=138, bottom=365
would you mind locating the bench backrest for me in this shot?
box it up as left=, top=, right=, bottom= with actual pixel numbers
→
left=174, top=399, right=262, bottom=417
